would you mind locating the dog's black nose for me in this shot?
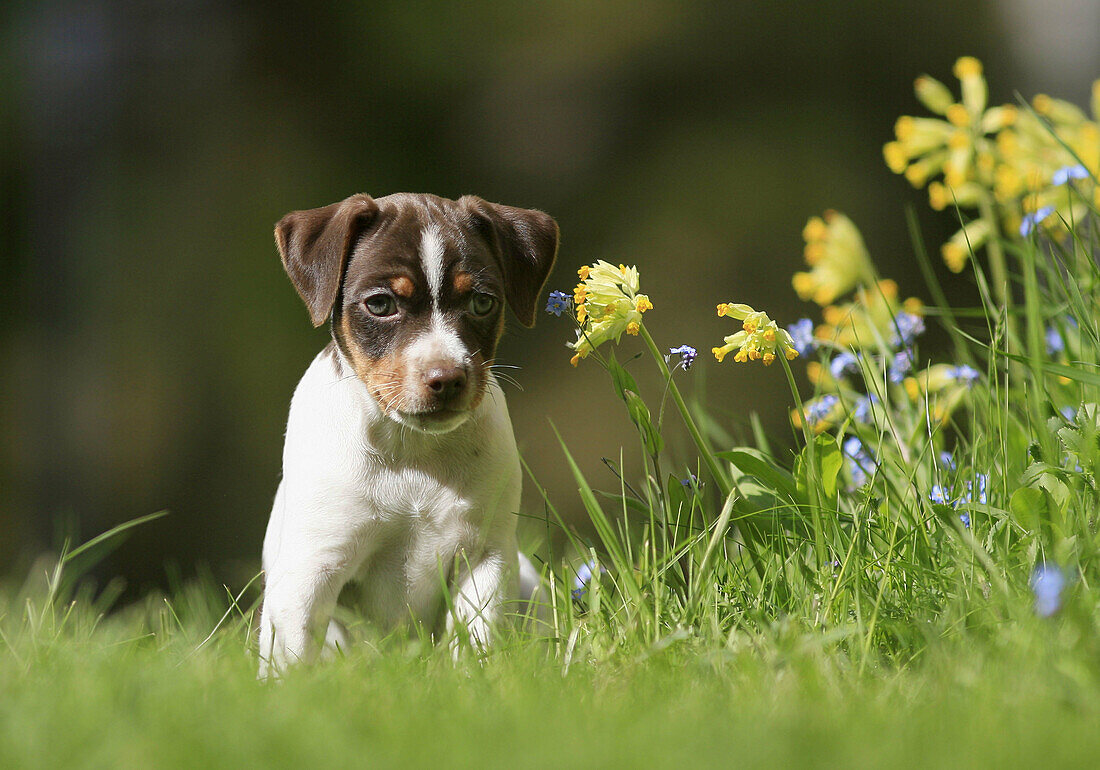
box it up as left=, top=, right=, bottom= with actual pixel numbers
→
left=424, top=366, right=468, bottom=402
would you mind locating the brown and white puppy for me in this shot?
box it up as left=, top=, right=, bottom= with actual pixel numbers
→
left=258, top=193, right=557, bottom=677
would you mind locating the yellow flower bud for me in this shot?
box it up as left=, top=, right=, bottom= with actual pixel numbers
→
left=883, top=142, right=909, bottom=174
left=577, top=266, right=589, bottom=280
left=928, top=182, right=950, bottom=210
left=942, top=242, right=968, bottom=273
left=763, top=353, right=776, bottom=366
left=626, top=322, right=640, bottom=336
left=953, top=56, right=983, bottom=79
left=914, top=75, right=955, bottom=115
left=712, top=347, right=726, bottom=363
left=803, top=216, right=828, bottom=242
left=946, top=104, right=970, bottom=128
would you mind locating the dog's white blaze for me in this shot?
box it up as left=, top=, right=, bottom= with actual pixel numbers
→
left=405, top=312, right=469, bottom=369
left=419, top=226, right=445, bottom=304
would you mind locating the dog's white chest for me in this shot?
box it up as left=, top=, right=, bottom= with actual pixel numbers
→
left=262, top=347, right=521, bottom=633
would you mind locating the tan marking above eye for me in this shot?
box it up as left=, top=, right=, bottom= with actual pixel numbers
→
left=453, top=272, right=473, bottom=294
left=391, top=276, right=416, bottom=298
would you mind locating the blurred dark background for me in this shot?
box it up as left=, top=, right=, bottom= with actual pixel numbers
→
left=2, top=0, right=1098, bottom=594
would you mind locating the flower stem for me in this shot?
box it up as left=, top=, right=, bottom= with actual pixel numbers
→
left=638, top=325, right=730, bottom=498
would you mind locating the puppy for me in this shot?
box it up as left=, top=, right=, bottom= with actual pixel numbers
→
left=258, top=193, right=557, bottom=677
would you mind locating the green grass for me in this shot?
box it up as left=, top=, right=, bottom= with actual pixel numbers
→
left=2, top=586, right=1099, bottom=769
left=4, top=62, right=1100, bottom=768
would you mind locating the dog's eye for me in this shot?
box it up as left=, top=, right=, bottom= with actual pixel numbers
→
left=364, top=294, right=398, bottom=317
left=468, top=293, right=496, bottom=317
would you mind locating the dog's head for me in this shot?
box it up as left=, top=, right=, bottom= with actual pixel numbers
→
left=275, top=193, right=558, bottom=434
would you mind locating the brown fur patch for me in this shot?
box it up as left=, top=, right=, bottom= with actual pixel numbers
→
left=341, top=314, right=407, bottom=413
left=452, top=271, right=473, bottom=294
left=390, top=276, right=415, bottom=298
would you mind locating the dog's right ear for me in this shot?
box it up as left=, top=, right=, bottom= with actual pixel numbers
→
left=275, top=194, right=378, bottom=327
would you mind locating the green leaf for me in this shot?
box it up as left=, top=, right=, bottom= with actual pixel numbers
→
left=815, top=436, right=843, bottom=499
left=607, top=350, right=640, bottom=402
left=624, top=389, right=664, bottom=455
left=717, top=448, right=804, bottom=504
left=1010, top=487, right=1044, bottom=531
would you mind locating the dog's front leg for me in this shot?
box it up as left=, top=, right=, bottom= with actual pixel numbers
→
left=258, top=556, right=348, bottom=679
left=446, top=547, right=518, bottom=654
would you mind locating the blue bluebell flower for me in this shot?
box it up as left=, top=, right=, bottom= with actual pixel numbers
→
left=958, top=512, right=970, bottom=528
left=545, top=290, right=572, bottom=316
left=939, top=451, right=956, bottom=471
left=787, top=318, right=816, bottom=356
left=853, top=394, right=880, bottom=424
left=805, top=394, right=839, bottom=427
left=829, top=352, right=859, bottom=379
left=668, top=345, right=698, bottom=370
left=889, top=351, right=912, bottom=383
left=572, top=561, right=605, bottom=601
left=946, top=364, right=980, bottom=385
left=680, top=473, right=701, bottom=488
left=1052, top=164, right=1089, bottom=185
left=1019, top=206, right=1055, bottom=237
left=1031, top=563, right=1066, bottom=617
left=890, top=312, right=925, bottom=347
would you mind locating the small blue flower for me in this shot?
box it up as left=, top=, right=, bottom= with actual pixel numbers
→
left=680, top=473, right=701, bottom=489
left=1060, top=406, right=1077, bottom=422
left=959, top=512, right=970, bottom=528
left=891, top=312, right=925, bottom=347
left=829, top=352, right=859, bottom=379
left=946, top=365, right=980, bottom=385
left=1019, top=206, right=1055, bottom=237
left=930, top=485, right=953, bottom=505
left=843, top=436, right=876, bottom=488
left=889, top=351, right=912, bottom=383
left=668, top=345, right=698, bottom=371
left=853, top=394, right=879, bottom=424
left=787, top=318, right=816, bottom=356
left=572, top=560, right=605, bottom=601
left=939, top=451, right=956, bottom=471
left=545, top=290, right=572, bottom=316
left=1031, top=563, right=1066, bottom=617
left=964, top=473, right=988, bottom=505
left=1045, top=325, right=1065, bottom=354
left=805, top=394, right=839, bottom=427
left=1052, top=164, right=1089, bottom=186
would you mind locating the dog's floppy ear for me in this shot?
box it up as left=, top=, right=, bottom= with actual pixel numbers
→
left=461, top=196, right=559, bottom=328
left=275, top=194, right=379, bottom=327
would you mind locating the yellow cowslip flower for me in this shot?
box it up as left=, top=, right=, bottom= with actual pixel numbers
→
left=885, top=57, right=1013, bottom=205
left=902, top=363, right=980, bottom=425
left=792, top=211, right=875, bottom=306
left=712, top=303, right=797, bottom=365
left=814, top=279, right=925, bottom=350
left=940, top=219, right=992, bottom=273
left=569, top=260, right=651, bottom=365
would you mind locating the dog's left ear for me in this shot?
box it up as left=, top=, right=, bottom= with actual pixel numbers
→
left=275, top=194, right=379, bottom=327
left=461, top=196, right=559, bottom=328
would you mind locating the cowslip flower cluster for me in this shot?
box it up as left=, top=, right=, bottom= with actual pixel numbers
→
left=792, top=211, right=877, bottom=305
left=885, top=56, right=1100, bottom=271
left=712, top=303, right=798, bottom=365
left=568, top=261, right=652, bottom=366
